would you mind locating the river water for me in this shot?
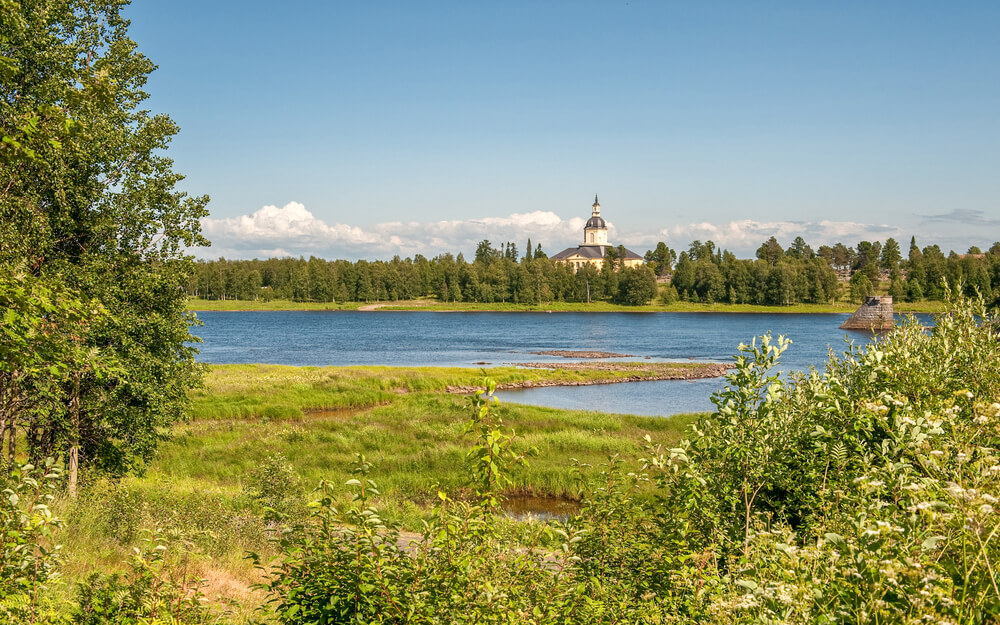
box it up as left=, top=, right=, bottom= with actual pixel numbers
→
left=192, top=311, right=931, bottom=417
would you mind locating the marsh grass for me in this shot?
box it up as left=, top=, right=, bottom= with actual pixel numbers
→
left=50, top=364, right=700, bottom=620
left=189, top=363, right=710, bottom=420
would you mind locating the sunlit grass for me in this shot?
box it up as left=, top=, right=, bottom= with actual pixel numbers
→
left=189, top=363, right=711, bottom=420
left=54, top=363, right=705, bottom=619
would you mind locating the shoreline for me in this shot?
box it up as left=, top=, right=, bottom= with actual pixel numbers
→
left=187, top=298, right=945, bottom=315
left=445, top=361, right=731, bottom=394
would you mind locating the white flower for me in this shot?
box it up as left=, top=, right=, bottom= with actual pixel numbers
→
left=981, top=504, right=995, bottom=515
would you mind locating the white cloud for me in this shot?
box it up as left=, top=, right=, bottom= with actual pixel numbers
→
left=200, top=201, right=587, bottom=259
left=199, top=201, right=965, bottom=260
left=623, top=219, right=904, bottom=254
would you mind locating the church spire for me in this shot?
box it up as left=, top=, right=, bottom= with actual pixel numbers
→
left=592, top=194, right=600, bottom=216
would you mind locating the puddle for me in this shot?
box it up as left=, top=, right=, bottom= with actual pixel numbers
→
left=301, top=406, right=370, bottom=419
left=501, top=495, right=580, bottom=522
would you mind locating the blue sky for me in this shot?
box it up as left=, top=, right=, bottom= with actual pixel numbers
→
left=124, top=1, right=1000, bottom=259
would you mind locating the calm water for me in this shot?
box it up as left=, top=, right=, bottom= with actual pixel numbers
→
left=193, top=311, right=930, bottom=417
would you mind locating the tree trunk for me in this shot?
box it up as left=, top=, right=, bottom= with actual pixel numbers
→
left=6, top=422, right=15, bottom=467
left=68, top=371, right=80, bottom=498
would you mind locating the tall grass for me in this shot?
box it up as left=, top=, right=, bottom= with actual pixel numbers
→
left=51, top=364, right=701, bottom=619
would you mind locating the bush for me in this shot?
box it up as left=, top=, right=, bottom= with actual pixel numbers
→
left=72, top=528, right=228, bottom=625
left=243, top=453, right=303, bottom=524
left=0, top=460, right=64, bottom=624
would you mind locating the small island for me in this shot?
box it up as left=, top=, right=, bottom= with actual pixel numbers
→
left=446, top=360, right=731, bottom=393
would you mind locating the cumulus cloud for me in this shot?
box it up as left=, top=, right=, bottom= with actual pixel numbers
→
left=622, top=218, right=904, bottom=255
left=200, top=201, right=957, bottom=260
left=200, top=201, right=587, bottom=260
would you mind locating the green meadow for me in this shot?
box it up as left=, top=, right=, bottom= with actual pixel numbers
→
left=53, top=364, right=702, bottom=616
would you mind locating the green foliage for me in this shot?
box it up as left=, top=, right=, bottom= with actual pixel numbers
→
left=243, top=453, right=302, bottom=523
left=77, top=477, right=146, bottom=544
left=850, top=271, right=874, bottom=302
left=465, top=378, right=530, bottom=507
left=613, top=266, right=658, bottom=305
left=71, top=528, right=226, bottom=624
left=0, top=460, right=64, bottom=624
left=1, top=0, right=209, bottom=477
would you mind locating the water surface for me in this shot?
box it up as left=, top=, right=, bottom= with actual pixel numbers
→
left=193, top=310, right=930, bottom=416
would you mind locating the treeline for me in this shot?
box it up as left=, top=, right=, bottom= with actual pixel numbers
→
left=672, top=236, right=1000, bottom=305
left=187, top=240, right=660, bottom=306
left=189, top=236, right=1000, bottom=307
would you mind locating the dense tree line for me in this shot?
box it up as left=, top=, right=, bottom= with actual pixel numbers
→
left=187, top=240, right=659, bottom=306
left=190, top=235, right=1000, bottom=307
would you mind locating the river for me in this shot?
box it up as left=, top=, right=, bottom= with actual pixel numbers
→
left=192, top=310, right=931, bottom=417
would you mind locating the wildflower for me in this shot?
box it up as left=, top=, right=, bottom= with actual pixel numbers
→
left=980, top=504, right=995, bottom=515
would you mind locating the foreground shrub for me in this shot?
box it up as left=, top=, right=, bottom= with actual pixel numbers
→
left=72, top=528, right=230, bottom=625
left=258, top=294, right=1000, bottom=623
left=0, top=460, right=64, bottom=624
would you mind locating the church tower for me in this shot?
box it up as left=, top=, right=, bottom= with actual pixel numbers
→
left=583, top=194, right=608, bottom=246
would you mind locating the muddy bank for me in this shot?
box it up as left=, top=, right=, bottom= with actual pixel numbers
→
left=446, top=361, right=731, bottom=394
left=530, top=350, right=634, bottom=358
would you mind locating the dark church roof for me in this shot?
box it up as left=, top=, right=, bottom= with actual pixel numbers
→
left=551, top=245, right=643, bottom=261
left=585, top=215, right=606, bottom=229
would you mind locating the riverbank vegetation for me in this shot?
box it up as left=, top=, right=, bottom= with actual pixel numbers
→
left=186, top=237, right=1000, bottom=308
left=187, top=295, right=947, bottom=314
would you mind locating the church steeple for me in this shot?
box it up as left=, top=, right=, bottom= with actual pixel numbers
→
left=583, top=195, right=608, bottom=246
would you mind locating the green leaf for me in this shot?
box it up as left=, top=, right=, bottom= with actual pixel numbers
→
left=921, top=535, right=946, bottom=551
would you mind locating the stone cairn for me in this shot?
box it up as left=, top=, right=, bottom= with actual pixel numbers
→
left=840, top=295, right=895, bottom=332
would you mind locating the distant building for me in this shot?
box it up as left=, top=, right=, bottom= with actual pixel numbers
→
left=551, top=196, right=644, bottom=272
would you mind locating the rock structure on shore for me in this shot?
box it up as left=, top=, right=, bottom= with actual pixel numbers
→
left=840, top=295, right=895, bottom=332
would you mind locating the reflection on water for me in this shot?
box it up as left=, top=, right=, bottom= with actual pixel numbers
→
left=501, top=494, right=580, bottom=522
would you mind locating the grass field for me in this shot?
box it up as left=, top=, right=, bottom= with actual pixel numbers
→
left=188, top=296, right=946, bottom=314
left=54, top=363, right=705, bottom=619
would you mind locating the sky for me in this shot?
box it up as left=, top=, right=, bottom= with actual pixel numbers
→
left=123, top=1, right=1000, bottom=260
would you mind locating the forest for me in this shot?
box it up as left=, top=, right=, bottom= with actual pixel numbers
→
left=187, top=236, right=1000, bottom=307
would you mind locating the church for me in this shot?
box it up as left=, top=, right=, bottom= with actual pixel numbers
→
left=551, top=196, right=644, bottom=272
